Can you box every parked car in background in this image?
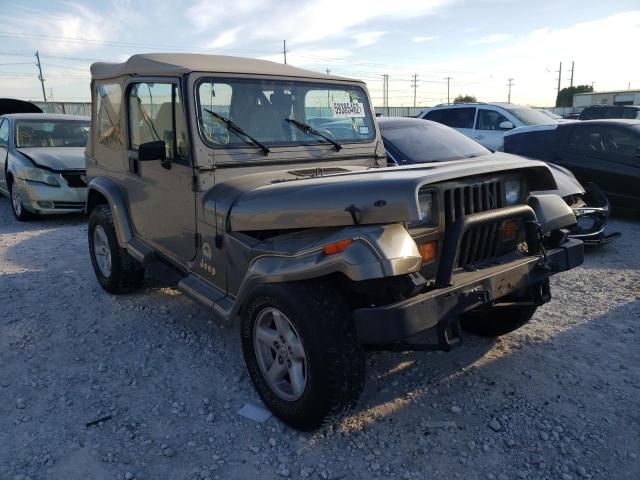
[0,98,43,116]
[539,109,563,120]
[563,113,581,120]
[0,113,90,220]
[417,102,559,150]
[379,117,619,245]
[504,120,640,212]
[578,105,640,120]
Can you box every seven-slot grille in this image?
[443,180,503,228]
[441,179,512,269]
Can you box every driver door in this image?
[123,79,197,264]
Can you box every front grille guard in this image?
[435,205,540,288]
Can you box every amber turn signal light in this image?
[418,240,437,263]
[501,220,518,241]
[323,239,353,255]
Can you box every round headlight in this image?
[504,179,522,205]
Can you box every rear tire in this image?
[460,305,537,337]
[241,282,365,431]
[88,204,144,294]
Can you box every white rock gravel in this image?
[1,196,639,480]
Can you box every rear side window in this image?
[95,82,123,148]
[425,108,475,129]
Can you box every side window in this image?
[440,108,476,129]
[424,109,444,123]
[128,82,188,162]
[0,119,8,146]
[604,127,640,155]
[476,109,508,130]
[566,125,605,153]
[96,82,123,148]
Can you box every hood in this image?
[216,153,557,232]
[541,162,584,197]
[16,147,86,172]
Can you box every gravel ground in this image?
[1,195,639,480]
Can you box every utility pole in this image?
[444,76,452,104]
[570,61,574,87]
[412,73,418,107]
[382,74,389,108]
[555,61,562,104]
[35,50,47,103]
[507,78,514,103]
[283,40,287,64]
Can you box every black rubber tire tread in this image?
[88,204,144,294]
[241,281,365,431]
[460,305,537,337]
[8,179,35,221]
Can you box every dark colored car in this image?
[578,105,640,121]
[504,120,640,212]
[379,117,620,246]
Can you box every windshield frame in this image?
[14,119,90,148]
[193,75,376,153]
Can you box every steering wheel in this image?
[203,114,230,145]
[18,131,31,146]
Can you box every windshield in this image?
[196,78,375,149]
[381,120,490,163]
[505,106,557,126]
[15,120,90,148]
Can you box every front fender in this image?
[87,176,133,247]
[228,223,421,319]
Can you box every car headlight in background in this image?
[414,191,435,225]
[504,179,522,205]
[22,167,60,187]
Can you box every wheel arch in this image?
[86,176,133,247]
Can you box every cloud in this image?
[1,1,133,54]
[186,0,452,45]
[413,36,437,43]
[470,33,513,45]
[259,49,353,68]
[354,31,387,47]
[207,28,240,49]
[464,27,479,32]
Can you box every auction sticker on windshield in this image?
[331,102,365,118]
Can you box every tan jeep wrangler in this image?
[85,53,583,430]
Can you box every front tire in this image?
[460,305,537,337]
[9,179,34,221]
[88,204,144,294]
[241,282,365,431]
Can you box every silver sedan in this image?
[0,113,89,221]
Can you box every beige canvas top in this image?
[90,53,359,82]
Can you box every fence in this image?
[374,106,423,117]
[32,101,92,117]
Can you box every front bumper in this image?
[15,177,87,214]
[568,183,620,247]
[354,225,584,344]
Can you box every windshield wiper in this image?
[285,118,343,151]
[203,108,270,156]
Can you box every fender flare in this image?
[86,176,133,247]
[226,223,422,320]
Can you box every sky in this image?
[0,0,638,107]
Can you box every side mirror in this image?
[138,140,166,162]
[499,121,514,130]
